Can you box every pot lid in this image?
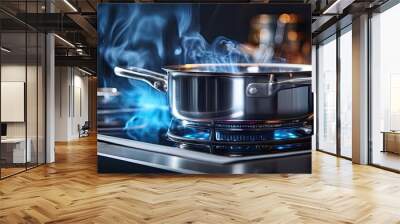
[163,63,311,75]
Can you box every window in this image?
[339,28,352,158]
[317,36,337,154]
[370,3,400,171]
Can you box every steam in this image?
[99,4,256,72]
[182,35,251,71]
[97,4,270,142]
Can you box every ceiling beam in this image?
[55,55,96,72]
[67,13,97,46]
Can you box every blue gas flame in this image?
[120,81,170,142]
[273,129,299,140]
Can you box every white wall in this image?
[55,67,89,141]
[0,65,42,138]
[1,64,46,164]
[1,65,26,139]
[55,67,69,141]
[72,73,89,138]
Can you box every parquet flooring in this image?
[0,167,26,178]
[1,135,400,224]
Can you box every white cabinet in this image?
[1,138,32,163]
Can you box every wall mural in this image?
[97,3,312,174]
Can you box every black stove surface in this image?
[100,117,312,157]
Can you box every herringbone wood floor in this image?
[1,135,400,224]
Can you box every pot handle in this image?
[276,77,311,88]
[114,66,168,92]
[246,77,311,97]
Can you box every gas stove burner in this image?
[213,119,311,130]
[167,118,312,145]
[167,118,312,157]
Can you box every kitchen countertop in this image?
[97,136,311,174]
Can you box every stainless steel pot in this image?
[114,63,312,122]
